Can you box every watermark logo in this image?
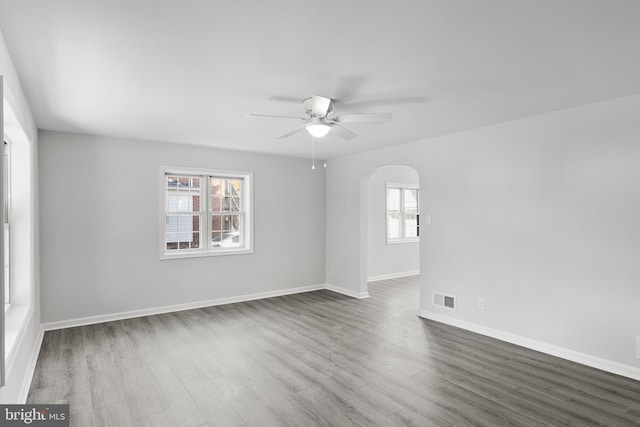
[1,405,68,426]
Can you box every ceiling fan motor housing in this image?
[304,96,334,118]
[249,94,390,140]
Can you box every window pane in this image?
[212,196,222,212]
[211,177,242,214]
[222,215,232,232]
[166,215,179,242]
[405,189,418,213]
[210,177,243,245]
[166,194,177,211]
[181,194,195,211]
[166,214,200,250]
[211,215,222,232]
[387,188,400,212]
[223,179,232,196]
[221,214,241,233]
[387,213,401,239]
[211,178,222,197]
[405,213,418,238]
[177,215,190,241]
[4,142,10,305]
[167,175,200,213]
[230,196,240,212]
[211,214,242,248]
[4,223,9,305]
[229,179,242,198]
[177,194,191,212]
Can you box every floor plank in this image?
[28,276,640,426]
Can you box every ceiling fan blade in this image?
[329,123,357,140]
[268,95,303,103]
[311,96,332,117]
[333,112,392,123]
[277,125,308,139]
[341,96,427,109]
[248,113,306,120]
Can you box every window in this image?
[161,167,253,259]
[3,141,9,310]
[386,183,419,243]
[3,95,36,383]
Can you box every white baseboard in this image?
[42,284,325,331]
[419,310,640,382]
[19,326,44,403]
[42,283,371,332]
[367,270,420,282]
[325,284,370,299]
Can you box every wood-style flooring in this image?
[28,276,640,426]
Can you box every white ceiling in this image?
[1,0,640,159]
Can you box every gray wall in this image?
[367,166,419,280]
[326,94,640,372]
[38,131,325,323]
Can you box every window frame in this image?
[160,166,254,260]
[386,182,420,245]
[4,140,10,310]
[3,93,37,385]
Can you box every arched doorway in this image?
[360,165,420,303]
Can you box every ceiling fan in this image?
[248,95,391,140]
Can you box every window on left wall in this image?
[3,141,9,311]
[160,167,253,259]
[3,93,36,383]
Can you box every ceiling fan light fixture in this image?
[250,95,390,141]
[306,119,331,138]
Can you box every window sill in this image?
[386,238,420,245]
[5,304,31,364]
[160,247,254,260]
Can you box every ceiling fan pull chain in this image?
[323,138,327,168]
[312,136,316,170]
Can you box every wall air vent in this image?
[433,292,456,311]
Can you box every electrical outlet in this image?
[478,298,486,311]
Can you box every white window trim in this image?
[3,94,36,379]
[159,166,254,260]
[4,140,10,310]
[386,182,420,245]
